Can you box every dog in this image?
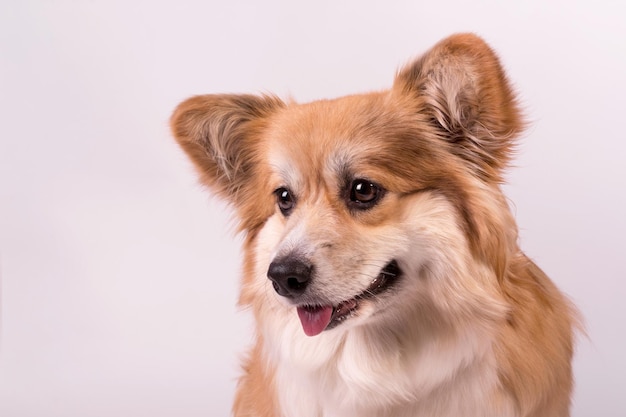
[170,33,577,417]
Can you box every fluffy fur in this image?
[171,34,577,417]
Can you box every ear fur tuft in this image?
[394,33,525,181]
[170,94,283,207]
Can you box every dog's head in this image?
[171,34,523,338]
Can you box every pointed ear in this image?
[394,33,524,181]
[170,94,284,209]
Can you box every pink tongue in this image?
[296,305,333,336]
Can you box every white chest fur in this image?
[269,319,514,417]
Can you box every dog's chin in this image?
[295,260,402,337]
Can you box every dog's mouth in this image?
[296,260,401,337]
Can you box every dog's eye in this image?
[349,179,383,209]
[275,187,295,215]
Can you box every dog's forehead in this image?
[265,93,401,185]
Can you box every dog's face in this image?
[171,34,523,338]
[262,95,438,336]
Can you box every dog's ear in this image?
[170,94,284,227]
[394,33,524,181]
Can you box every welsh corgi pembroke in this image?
[171,33,577,417]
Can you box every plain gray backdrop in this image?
[1,1,624,416]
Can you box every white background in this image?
[1,1,624,416]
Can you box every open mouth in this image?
[296,260,401,336]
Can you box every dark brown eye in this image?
[275,187,295,215]
[349,179,383,209]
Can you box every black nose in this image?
[267,256,312,297]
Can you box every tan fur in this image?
[171,33,577,417]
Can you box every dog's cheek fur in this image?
[398,191,511,321]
